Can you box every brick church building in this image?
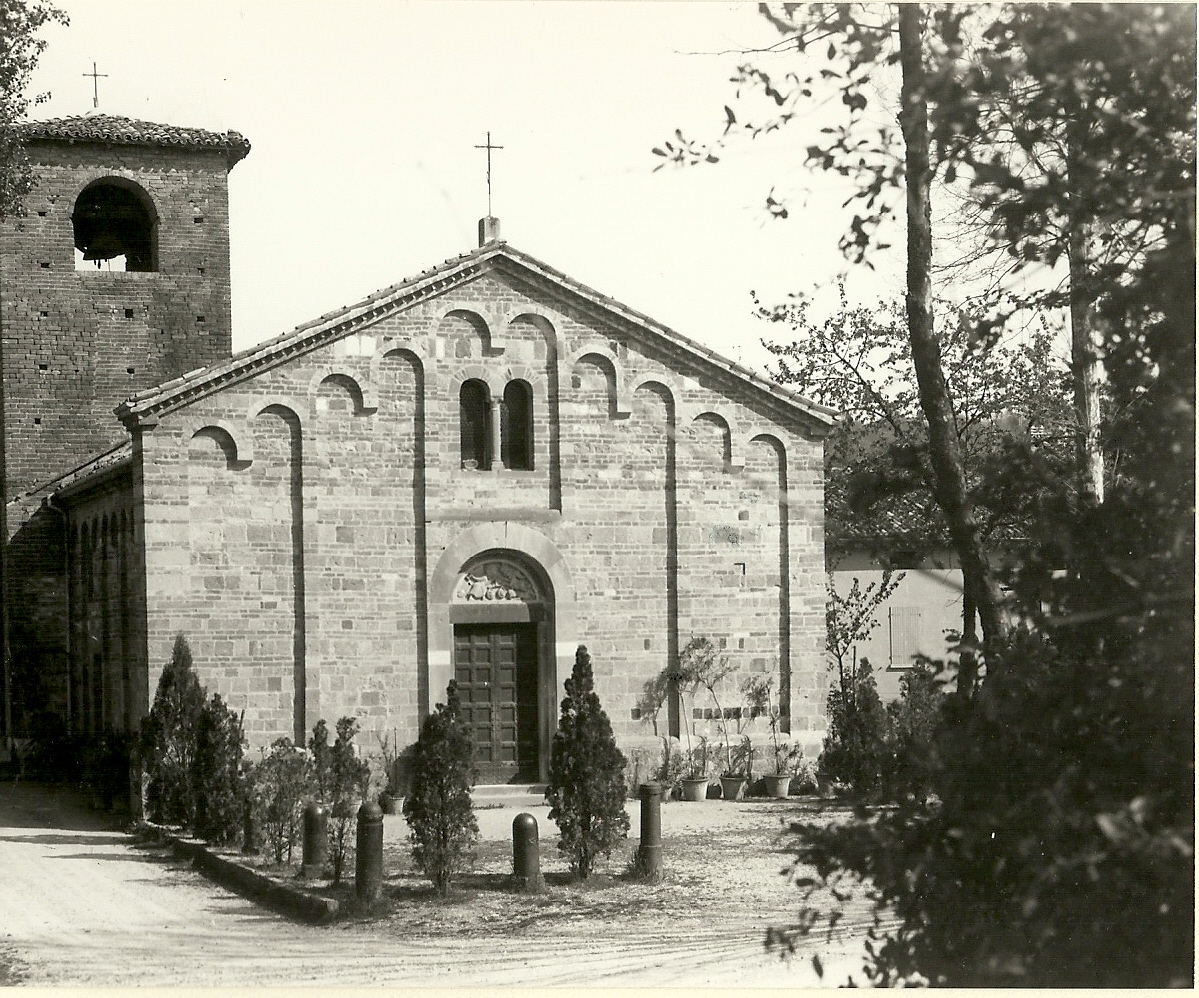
[1,115,834,782]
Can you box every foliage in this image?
[307,719,331,802]
[819,657,888,796]
[0,0,67,221]
[742,674,787,773]
[374,728,400,793]
[653,736,690,796]
[765,293,1073,569]
[634,670,671,736]
[249,738,313,865]
[546,646,630,878]
[882,661,942,803]
[140,635,206,827]
[403,682,478,896]
[326,716,370,885]
[677,637,741,776]
[825,571,902,689]
[191,694,245,845]
[781,628,1193,987]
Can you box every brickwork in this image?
[1,141,235,500]
[134,265,830,762]
[1,133,240,738]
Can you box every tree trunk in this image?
[898,4,1007,647]
[1067,121,1105,506]
[956,576,979,702]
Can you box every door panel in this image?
[453,623,539,783]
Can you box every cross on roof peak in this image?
[473,131,504,217]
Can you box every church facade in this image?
[3,116,834,782]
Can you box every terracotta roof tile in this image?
[20,114,250,168]
[115,241,836,431]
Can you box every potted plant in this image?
[683,637,746,800]
[679,736,711,802]
[375,728,401,815]
[654,650,711,802]
[743,674,791,798]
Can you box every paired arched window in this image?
[459,379,491,470]
[72,178,158,272]
[458,378,534,471]
[502,380,534,471]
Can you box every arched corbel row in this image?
[690,409,743,471]
[569,345,631,418]
[439,305,505,355]
[246,395,309,428]
[504,309,563,358]
[371,341,432,385]
[185,418,254,465]
[307,367,378,414]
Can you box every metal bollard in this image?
[355,801,384,903]
[301,801,327,878]
[511,812,546,893]
[636,782,664,882]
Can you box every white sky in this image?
[27,1,909,371]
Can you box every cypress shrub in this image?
[546,646,630,878]
[141,635,206,826]
[819,657,889,796]
[403,682,478,896]
[192,693,246,844]
[328,716,370,885]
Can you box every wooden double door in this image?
[452,623,540,784]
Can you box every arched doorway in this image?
[449,553,553,784]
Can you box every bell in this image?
[82,229,124,262]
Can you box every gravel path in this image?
[0,782,875,986]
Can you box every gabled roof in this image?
[20,114,251,168]
[115,240,836,431]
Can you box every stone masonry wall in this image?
[138,265,828,762]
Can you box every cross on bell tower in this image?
[82,62,108,109]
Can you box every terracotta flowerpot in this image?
[763,774,792,799]
[680,777,709,802]
[720,776,748,802]
[378,792,400,815]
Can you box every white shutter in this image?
[889,606,922,669]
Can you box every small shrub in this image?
[820,657,888,796]
[403,682,478,896]
[250,738,313,864]
[327,716,370,885]
[141,635,206,826]
[882,660,943,802]
[192,694,246,845]
[546,646,630,878]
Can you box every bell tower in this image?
[0,114,250,496]
[0,115,249,744]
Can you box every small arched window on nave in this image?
[459,379,491,470]
[501,380,534,471]
[72,177,158,272]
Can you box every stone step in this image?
[471,784,547,808]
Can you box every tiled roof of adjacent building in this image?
[20,114,251,167]
[115,240,838,431]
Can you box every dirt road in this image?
[0,782,870,987]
